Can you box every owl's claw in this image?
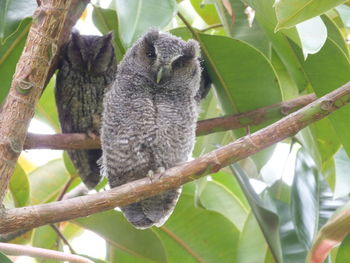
[155,167,166,179]
[147,170,155,183]
[87,130,98,140]
[147,167,166,183]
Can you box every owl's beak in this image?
[156,66,163,84]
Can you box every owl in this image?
[55,31,117,189]
[101,29,202,229]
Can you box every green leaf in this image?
[307,201,350,262]
[0,0,36,42]
[336,234,350,262]
[91,5,125,61]
[334,148,350,198]
[243,0,309,91]
[198,180,248,230]
[32,225,59,260]
[336,4,350,27]
[74,210,167,263]
[9,163,30,207]
[108,246,152,263]
[0,252,13,263]
[115,0,177,48]
[295,16,327,58]
[322,14,349,59]
[291,149,319,248]
[154,194,240,263]
[275,0,346,30]
[190,0,220,25]
[0,17,30,104]
[29,159,70,204]
[291,149,347,263]
[199,33,281,116]
[62,151,76,177]
[237,212,268,263]
[35,76,60,132]
[217,0,271,56]
[230,164,283,263]
[211,170,250,209]
[300,39,350,158]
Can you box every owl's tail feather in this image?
[121,188,181,229]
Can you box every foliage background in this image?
[2,0,350,262]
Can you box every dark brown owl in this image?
[55,31,117,188]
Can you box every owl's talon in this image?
[147,170,155,183]
[155,167,166,179]
[87,130,98,140]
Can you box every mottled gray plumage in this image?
[55,31,117,188]
[101,29,201,229]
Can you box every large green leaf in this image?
[237,212,269,263]
[300,39,350,158]
[91,5,125,61]
[291,149,319,249]
[190,0,220,25]
[215,0,270,56]
[322,14,349,59]
[0,252,13,263]
[211,170,250,209]
[154,194,240,263]
[307,201,350,262]
[0,17,30,104]
[335,234,350,262]
[108,246,152,263]
[29,159,70,204]
[9,163,30,207]
[0,0,36,42]
[294,16,327,58]
[230,164,283,263]
[74,210,167,263]
[198,180,248,230]
[275,0,346,30]
[115,0,177,48]
[198,33,281,116]
[291,149,348,263]
[32,225,59,263]
[334,148,350,198]
[244,0,309,91]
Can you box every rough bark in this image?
[23,94,316,150]
[0,0,89,204]
[1,81,349,234]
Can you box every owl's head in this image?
[130,29,201,86]
[65,31,115,74]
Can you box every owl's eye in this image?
[172,56,186,69]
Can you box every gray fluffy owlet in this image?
[55,31,117,188]
[101,29,201,229]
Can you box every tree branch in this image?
[0,242,93,263]
[0,0,89,204]
[1,82,349,234]
[23,93,316,150]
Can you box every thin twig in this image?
[23,94,316,150]
[200,24,223,32]
[50,224,76,254]
[0,242,93,263]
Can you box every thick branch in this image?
[1,82,349,234]
[0,0,89,203]
[23,94,316,150]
